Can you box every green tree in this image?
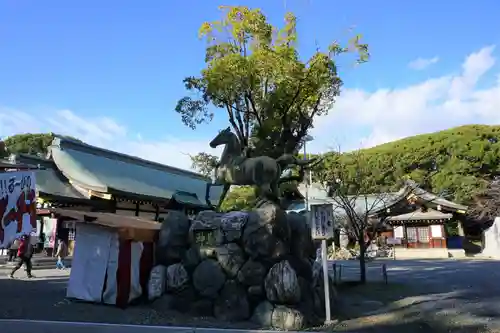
[3,133,83,157]
[4,133,54,156]
[220,186,257,212]
[177,6,368,161]
[190,152,219,177]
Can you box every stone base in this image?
[154,206,336,329]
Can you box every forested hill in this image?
[320,124,500,204]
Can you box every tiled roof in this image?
[48,135,222,206]
[9,154,87,200]
[387,208,453,221]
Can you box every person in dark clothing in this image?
[9,235,33,278]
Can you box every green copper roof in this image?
[9,153,87,200]
[48,136,222,206]
[295,180,468,215]
[173,191,210,208]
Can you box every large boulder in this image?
[192,259,226,299]
[182,246,202,274]
[251,300,274,327]
[165,263,189,293]
[214,280,250,321]
[147,265,166,301]
[156,210,191,265]
[287,211,316,261]
[271,305,306,330]
[220,211,248,243]
[189,219,221,249]
[242,203,290,260]
[264,260,301,304]
[237,259,267,286]
[215,243,246,278]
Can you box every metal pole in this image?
[304,142,309,212]
[321,239,332,323]
[309,152,313,186]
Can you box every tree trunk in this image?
[358,239,367,284]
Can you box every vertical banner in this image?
[0,171,37,248]
[43,217,58,248]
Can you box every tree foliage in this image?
[2,133,83,157]
[315,125,500,204]
[190,152,219,178]
[3,133,55,156]
[219,186,257,212]
[177,6,368,159]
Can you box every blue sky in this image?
[0,0,499,169]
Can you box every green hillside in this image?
[319,124,500,204]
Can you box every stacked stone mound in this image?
[155,203,336,330]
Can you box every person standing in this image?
[9,235,33,278]
[55,239,67,270]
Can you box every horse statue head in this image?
[209,127,242,162]
[209,127,233,148]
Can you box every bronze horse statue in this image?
[206,127,319,210]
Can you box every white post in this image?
[321,239,332,323]
[304,142,309,212]
[311,203,334,324]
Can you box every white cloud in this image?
[1,45,498,170]
[0,108,221,171]
[311,45,499,152]
[408,56,440,70]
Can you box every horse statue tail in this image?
[276,154,323,184]
[275,153,320,170]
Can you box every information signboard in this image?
[310,203,335,240]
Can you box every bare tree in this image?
[468,179,500,227]
[316,149,396,284]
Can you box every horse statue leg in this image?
[205,183,213,208]
[216,184,231,212]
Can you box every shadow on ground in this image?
[324,259,500,332]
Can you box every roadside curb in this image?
[0,320,319,333]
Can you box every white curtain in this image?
[67,224,114,302]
